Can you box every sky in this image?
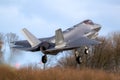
[0,0,120,68]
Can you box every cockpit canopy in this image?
[63,19,95,33]
[81,20,94,25]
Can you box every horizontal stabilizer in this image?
[55,29,66,48]
[21,28,41,47]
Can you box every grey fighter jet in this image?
[11,20,101,64]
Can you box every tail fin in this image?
[21,28,41,47]
[55,29,66,48]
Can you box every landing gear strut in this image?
[74,47,89,64]
[42,54,47,69]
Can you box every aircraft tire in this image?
[76,56,82,64]
[42,55,47,63]
[84,48,89,55]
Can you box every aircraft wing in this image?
[45,37,100,53]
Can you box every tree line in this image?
[57,32,120,72]
[0,33,19,64]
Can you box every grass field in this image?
[0,65,119,80]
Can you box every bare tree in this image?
[5,33,19,64]
[0,33,4,49]
[57,51,77,68]
[0,39,3,51]
[6,32,18,46]
[0,33,5,64]
[111,32,120,71]
[56,32,120,72]
[89,37,114,70]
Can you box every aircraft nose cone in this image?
[96,26,101,31]
[93,25,101,32]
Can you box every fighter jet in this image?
[11,20,101,64]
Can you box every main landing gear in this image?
[75,50,82,64]
[41,47,89,69]
[74,47,89,64]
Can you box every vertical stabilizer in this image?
[55,29,66,48]
[21,28,41,47]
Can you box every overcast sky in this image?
[0,0,120,68]
[0,0,120,39]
